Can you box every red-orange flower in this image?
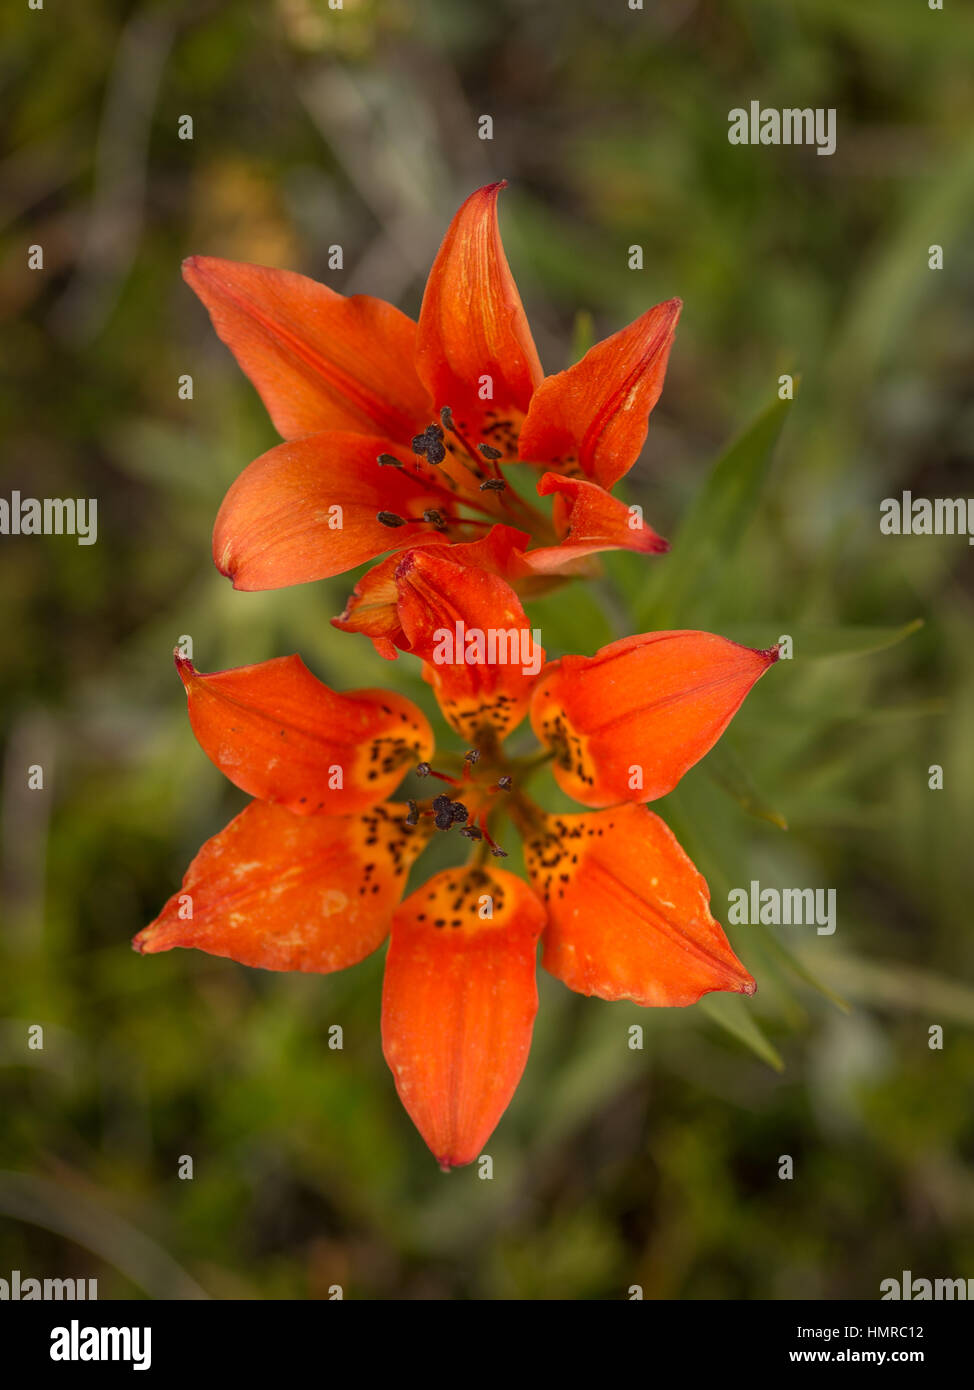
[135,630,778,1168]
[183,182,678,616]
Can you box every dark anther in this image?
[404,799,419,826]
[460,825,483,840]
[431,793,455,830]
[440,406,454,431]
[464,749,481,765]
[377,453,403,468]
[412,423,446,466]
[479,478,506,492]
[415,762,431,778]
[497,775,512,790]
[478,444,502,460]
[377,511,407,528]
[423,508,448,532]
[488,844,509,858]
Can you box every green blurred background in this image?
[2,0,973,1300]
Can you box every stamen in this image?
[475,441,504,481]
[460,825,483,840]
[412,423,446,466]
[376,453,404,468]
[431,792,468,831]
[479,814,508,858]
[464,749,480,764]
[377,511,408,528]
[404,799,419,826]
[414,761,459,786]
[487,774,513,793]
[422,508,449,532]
[437,405,487,481]
[479,478,506,492]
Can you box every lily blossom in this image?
[183,182,679,611]
[135,629,778,1168]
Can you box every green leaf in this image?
[705,739,789,829]
[725,619,924,661]
[637,395,790,626]
[757,929,851,1013]
[799,953,974,1025]
[831,132,974,393]
[525,583,615,656]
[699,993,784,1072]
[570,308,595,364]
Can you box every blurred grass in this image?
[1,0,973,1299]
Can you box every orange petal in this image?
[182,256,431,441]
[394,547,544,742]
[519,804,753,1006]
[415,183,543,454]
[332,524,532,658]
[518,298,681,489]
[382,865,545,1166]
[213,433,451,590]
[330,548,420,660]
[177,653,433,813]
[531,631,778,807]
[134,799,430,973]
[517,472,668,574]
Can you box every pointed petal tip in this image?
[132,924,164,956]
[212,524,239,584]
[731,637,782,668]
[181,254,215,286]
[435,1150,480,1169]
[182,253,231,278]
[218,553,261,591]
[173,649,195,683]
[739,975,758,997]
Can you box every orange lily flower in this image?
[135,626,778,1168]
[183,182,678,617]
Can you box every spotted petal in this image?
[177,653,433,814]
[134,800,429,973]
[382,865,545,1166]
[520,804,754,1006]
